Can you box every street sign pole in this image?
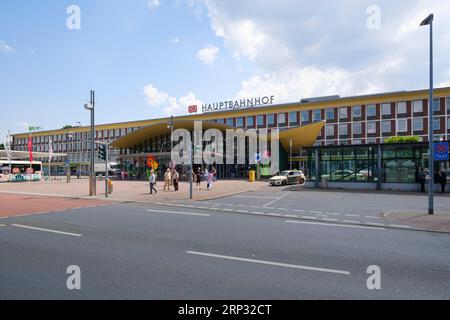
[105,143,109,198]
[427,17,434,215]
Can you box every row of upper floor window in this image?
[211,97,450,128]
[14,127,142,146]
[324,116,450,137]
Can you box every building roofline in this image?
[11,86,450,138]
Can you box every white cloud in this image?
[170,37,180,43]
[147,0,160,10]
[0,40,14,53]
[143,84,202,116]
[197,0,450,100]
[196,44,220,66]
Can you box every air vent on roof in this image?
[300,95,340,103]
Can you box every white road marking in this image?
[233,195,278,199]
[265,207,275,210]
[197,206,209,210]
[223,209,234,212]
[251,212,265,215]
[146,209,210,217]
[343,220,361,224]
[322,218,339,222]
[364,216,381,220]
[309,210,323,214]
[236,210,249,213]
[263,192,291,208]
[11,224,82,237]
[285,214,299,218]
[0,224,6,227]
[278,208,289,211]
[344,214,360,218]
[326,212,342,216]
[389,224,411,229]
[186,251,350,276]
[294,209,305,213]
[286,220,385,231]
[302,216,318,220]
[268,213,282,216]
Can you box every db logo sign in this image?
[188,105,198,113]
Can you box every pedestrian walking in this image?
[212,166,217,182]
[204,168,209,189]
[196,167,202,188]
[207,171,214,190]
[149,170,157,194]
[439,169,447,194]
[418,167,426,193]
[172,169,179,191]
[164,168,172,191]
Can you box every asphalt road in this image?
[1,199,450,300]
[168,187,450,228]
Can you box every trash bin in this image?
[108,179,113,194]
[249,170,256,182]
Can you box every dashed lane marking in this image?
[268,213,282,217]
[146,209,210,217]
[326,213,342,216]
[309,211,323,214]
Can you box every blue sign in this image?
[434,142,449,161]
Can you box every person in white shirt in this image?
[149,170,157,194]
[164,168,172,191]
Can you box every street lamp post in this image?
[84,90,96,196]
[66,131,73,184]
[420,13,434,215]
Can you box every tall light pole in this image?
[84,90,96,196]
[420,13,434,215]
[76,122,82,177]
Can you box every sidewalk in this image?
[0,179,267,203]
[382,210,450,233]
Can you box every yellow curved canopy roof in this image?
[111,120,324,151]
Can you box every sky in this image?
[1,0,450,139]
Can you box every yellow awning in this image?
[111,120,234,149]
[111,120,324,151]
[278,121,325,150]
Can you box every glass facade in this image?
[309,146,378,182]
[305,143,437,184]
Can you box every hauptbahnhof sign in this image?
[201,96,275,113]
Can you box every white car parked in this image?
[270,170,306,186]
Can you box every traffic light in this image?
[98,145,106,161]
